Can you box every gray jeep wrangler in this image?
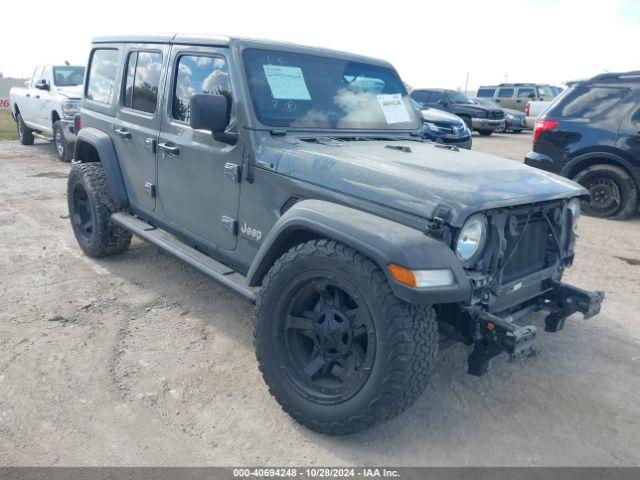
[68,34,604,435]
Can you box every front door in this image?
[156,46,241,251]
[112,45,169,212]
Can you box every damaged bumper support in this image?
[466,280,604,376]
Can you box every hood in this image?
[52,84,83,99]
[503,107,525,116]
[420,108,464,125]
[276,139,585,227]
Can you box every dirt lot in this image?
[1,133,639,466]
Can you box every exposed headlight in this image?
[62,100,81,117]
[423,121,440,132]
[506,113,516,120]
[568,198,581,232]
[456,214,488,266]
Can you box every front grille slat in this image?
[501,218,550,284]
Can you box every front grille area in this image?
[501,218,550,284]
[488,110,505,120]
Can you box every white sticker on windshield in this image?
[377,94,411,124]
[263,65,311,100]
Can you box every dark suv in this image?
[68,35,603,435]
[411,89,504,135]
[525,72,640,220]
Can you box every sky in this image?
[1,0,638,92]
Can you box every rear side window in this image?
[87,49,119,104]
[123,51,163,114]
[554,86,629,118]
[172,54,231,123]
[497,88,514,98]
[517,87,535,98]
[477,88,495,97]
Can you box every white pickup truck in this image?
[524,100,552,129]
[10,64,84,161]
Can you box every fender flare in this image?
[246,200,471,305]
[74,127,129,209]
[562,151,640,187]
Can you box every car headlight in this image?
[62,100,80,117]
[506,113,516,120]
[568,198,581,232]
[456,214,488,266]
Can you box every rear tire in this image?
[574,164,638,220]
[67,162,132,257]
[478,129,493,136]
[16,113,34,145]
[53,120,73,162]
[255,239,438,435]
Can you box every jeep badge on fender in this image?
[67,34,604,435]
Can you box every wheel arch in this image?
[246,200,471,305]
[74,127,129,209]
[563,151,640,188]
[51,110,61,127]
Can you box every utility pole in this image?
[464,72,469,95]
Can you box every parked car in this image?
[412,99,472,149]
[471,97,527,132]
[525,71,640,220]
[476,83,557,112]
[524,100,552,128]
[412,89,504,135]
[69,34,603,435]
[9,64,84,161]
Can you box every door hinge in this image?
[145,137,157,154]
[144,182,156,198]
[221,216,237,235]
[224,162,242,183]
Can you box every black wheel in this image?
[67,162,132,257]
[574,164,638,220]
[255,239,438,435]
[53,120,73,162]
[478,129,493,136]
[16,113,34,145]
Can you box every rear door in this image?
[515,87,536,112]
[112,45,169,213]
[156,45,241,251]
[495,87,515,109]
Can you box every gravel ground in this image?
[1,133,639,466]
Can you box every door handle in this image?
[114,128,131,139]
[158,143,180,157]
[35,95,40,99]
[26,93,30,98]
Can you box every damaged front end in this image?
[437,198,605,376]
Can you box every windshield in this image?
[53,66,85,86]
[448,91,472,104]
[473,97,500,109]
[243,49,420,130]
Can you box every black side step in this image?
[111,212,257,302]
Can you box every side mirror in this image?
[35,79,49,90]
[528,93,535,99]
[189,93,230,133]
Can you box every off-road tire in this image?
[67,162,131,257]
[574,164,638,220]
[478,129,493,136]
[16,113,34,145]
[255,239,438,435]
[53,120,73,162]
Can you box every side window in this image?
[477,88,495,98]
[497,88,514,98]
[517,87,535,98]
[411,91,430,104]
[123,51,163,114]
[556,86,629,119]
[87,49,119,105]
[172,54,231,123]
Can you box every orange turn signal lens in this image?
[387,264,417,287]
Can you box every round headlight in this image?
[568,198,581,232]
[456,214,488,266]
